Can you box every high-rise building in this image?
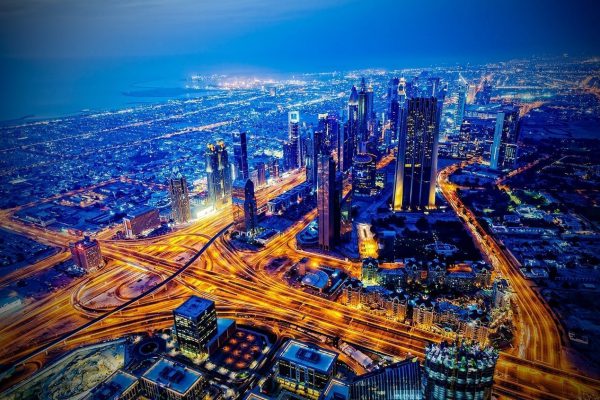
[352,153,377,198]
[489,106,520,170]
[232,179,257,235]
[317,154,341,250]
[455,84,467,130]
[306,129,324,188]
[392,97,440,211]
[357,78,373,151]
[274,340,338,400]
[270,158,280,179]
[288,111,301,169]
[423,341,498,400]
[361,257,379,284]
[141,357,207,400]
[173,296,218,356]
[206,141,232,208]
[342,86,360,171]
[169,176,191,224]
[350,358,422,400]
[255,162,266,187]
[123,206,160,239]
[232,130,249,181]
[69,236,104,271]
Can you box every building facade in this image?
[169,176,191,224]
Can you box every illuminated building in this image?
[206,141,232,208]
[352,153,377,197]
[255,162,266,187]
[69,236,104,271]
[85,370,139,400]
[173,296,217,356]
[489,106,520,170]
[492,278,511,309]
[317,154,341,250]
[288,111,301,169]
[270,158,280,179]
[169,176,191,224]
[357,78,374,150]
[456,84,467,129]
[361,258,379,284]
[392,97,440,210]
[350,358,422,400]
[306,129,324,188]
[244,180,258,234]
[232,130,249,181]
[412,301,435,329]
[274,340,338,400]
[141,357,206,400]
[232,179,257,235]
[122,206,160,239]
[343,85,359,170]
[423,341,498,400]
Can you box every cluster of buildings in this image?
[247,338,497,400]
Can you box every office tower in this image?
[490,106,520,170]
[357,78,371,149]
[318,113,340,152]
[123,206,160,239]
[305,129,324,188]
[317,154,341,250]
[456,84,467,129]
[173,296,218,356]
[392,97,440,211]
[352,153,377,198]
[243,180,258,234]
[232,130,249,181]
[169,176,191,224]
[282,141,295,171]
[255,162,266,187]
[424,342,498,400]
[343,86,360,171]
[275,340,338,400]
[288,111,301,169]
[69,236,104,271]
[141,358,207,400]
[270,158,280,179]
[206,141,232,208]
[476,79,493,105]
[350,358,422,400]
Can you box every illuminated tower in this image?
[169,175,191,223]
[69,236,104,272]
[490,106,520,170]
[232,130,249,181]
[352,153,377,198]
[206,141,232,208]
[455,84,467,130]
[343,85,360,171]
[288,111,301,169]
[392,97,440,210]
[317,154,341,250]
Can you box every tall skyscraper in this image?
[317,154,341,250]
[343,85,360,171]
[388,78,401,142]
[232,130,249,181]
[173,296,218,356]
[357,78,373,151]
[455,84,467,130]
[206,141,232,208]
[169,176,191,224]
[243,179,258,235]
[288,111,301,169]
[490,106,520,170]
[255,162,266,187]
[350,358,422,400]
[352,153,377,198]
[424,341,498,400]
[69,236,104,271]
[306,129,324,188]
[392,97,440,211]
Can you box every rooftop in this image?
[174,296,214,319]
[142,357,204,395]
[278,340,337,374]
[88,370,137,400]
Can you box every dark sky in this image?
[0,0,599,119]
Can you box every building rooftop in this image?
[174,296,214,319]
[88,370,137,400]
[142,357,204,395]
[278,340,337,374]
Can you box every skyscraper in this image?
[206,141,232,208]
[173,296,218,356]
[232,130,249,181]
[357,78,374,151]
[352,153,377,198]
[423,341,498,400]
[490,106,520,170]
[342,85,360,171]
[350,358,422,400]
[305,129,324,188]
[243,179,258,235]
[255,162,266,187]
[288,111,301,169]
[317,154,341,250]
[455,84,467,130]
[69,236,104,271]
[392,97,440,211]
[169,176,191,224]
